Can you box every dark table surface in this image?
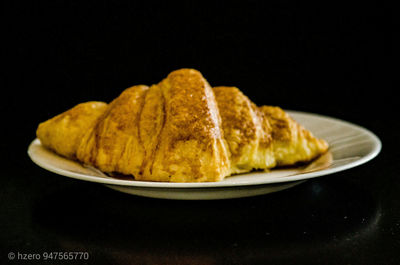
[2,1,396,264]
[1,121,399,265]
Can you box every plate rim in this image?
[28,110,382,189]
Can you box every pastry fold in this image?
[37,69,328,182]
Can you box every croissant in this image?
[36,69,328,182]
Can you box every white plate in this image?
[28,111,381,200]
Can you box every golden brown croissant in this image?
[37,69,328,182]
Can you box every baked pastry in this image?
[213,86,328,174]
[36,69,328,182]
[36,101,108,159]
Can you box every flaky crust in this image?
[213,86,275,173]
[37,101,108,159]
[77,85,149,175]
[69,70,230,182]
[259,106,329,166]
[214,87,328,172]
[147,69,231,182]
[36,69,328,182]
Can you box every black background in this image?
[2,1,397,265]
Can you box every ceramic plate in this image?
[28,111,381,200]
